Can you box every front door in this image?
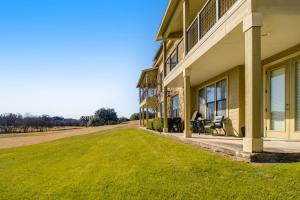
[265,64,290,139]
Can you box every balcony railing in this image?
[187,0,237,52]
[140,88,157,103]
[164,0,237,76]
[165,39,184,75]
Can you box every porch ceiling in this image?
[157,0,208,40]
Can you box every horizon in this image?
[0,0,168,118]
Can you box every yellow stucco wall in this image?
[191,66,245,136]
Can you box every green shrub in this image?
[153,118,164,132]
[146,119,154,130]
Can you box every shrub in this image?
[153,118,164,132]
[146,119,154,130]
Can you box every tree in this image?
[94,108,118,125]
[130,113,140,121]
[79,116,90,127]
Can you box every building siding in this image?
[191,66,245,136]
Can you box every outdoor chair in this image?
[191,111,203,134]
[168,118,183,133]
[204,116,226,135]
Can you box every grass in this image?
[0,128,300,200]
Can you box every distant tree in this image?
[79,116,90,127]
[94,108,118,125]
[130,113,140,121]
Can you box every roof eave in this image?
[136,68,158,88]
[156,0,179,41]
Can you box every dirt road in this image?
[0,121,139,150]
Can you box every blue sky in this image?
[0,0,168,118]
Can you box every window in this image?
[216,79,227,117]
[198,79,228,120]
[170,49,178,71]
[198,88,206,118]
[206,84,215,120]
[171,95,179,118]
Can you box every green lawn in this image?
[0,128,299,200]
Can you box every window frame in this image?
[197,77,228,120]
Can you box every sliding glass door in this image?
[270,68,286,132]
[265,58,300,140]
[290,60,300,140]
[265,65,289,139]
[265,63,290,139]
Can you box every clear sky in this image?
[0,0,168,119]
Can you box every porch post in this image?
[142,106,145,127]
[163,86,168,133]
[183,68,192,138]
[146,105,149,128]
[163,41,168,77]
[139,108,142,126]
[243,13,263,153]
[183,0,190,57]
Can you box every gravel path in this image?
[0,121,139,150]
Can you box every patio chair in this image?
[167,118,183,133]
[191,111,201,133]
[204,116,226,135]
[172,117,183,133]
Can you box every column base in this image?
[184,130,192,138]
[163,128,168,133]
[243,138,263,153]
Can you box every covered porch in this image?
[162,1,300,153]
[137,67,159,128]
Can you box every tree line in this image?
[0,108,130,134]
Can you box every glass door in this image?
[265,65,289,139]
[290,60,300,140]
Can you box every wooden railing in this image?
[187,0,237,52]
[140,88,157,103]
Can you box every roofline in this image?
[153,43,163,62]
[136,67,158,88]
[156,0,180,41]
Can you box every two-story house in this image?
[137,0,300,153]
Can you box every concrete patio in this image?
[143,128,300,163]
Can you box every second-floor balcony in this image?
[137,67,159,108]
[165,0,238,76]
[140,88,158,104]
[165,39,184,75]
[187,0,238,52]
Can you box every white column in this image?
[243,13,263,153]
[183,68,192,138]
